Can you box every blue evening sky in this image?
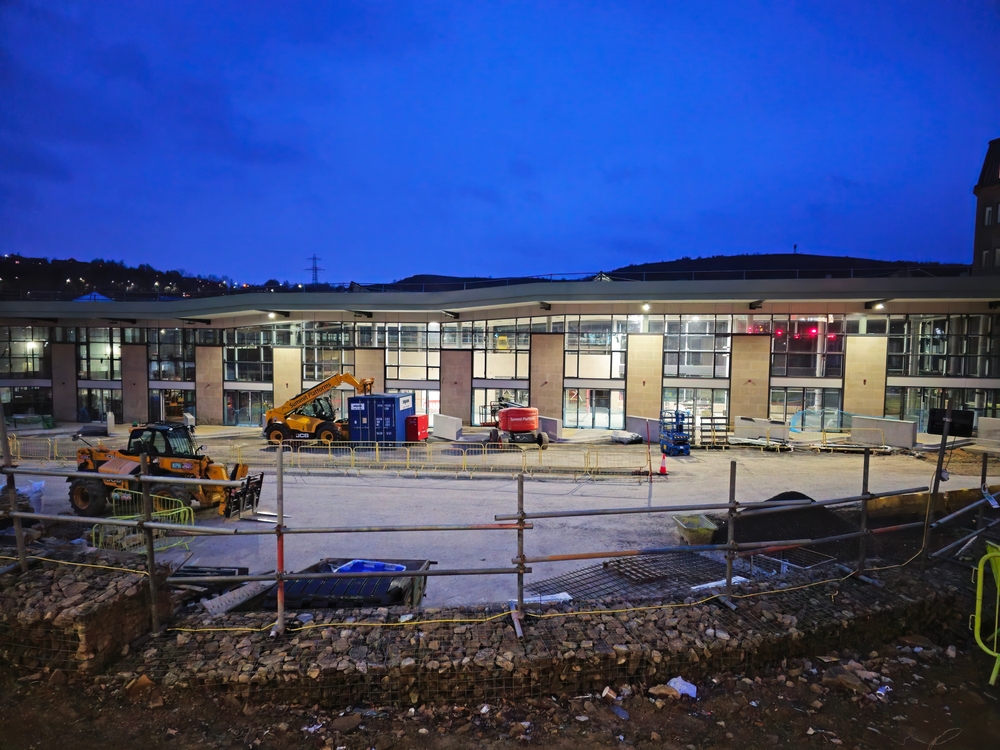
[1,1,998,283]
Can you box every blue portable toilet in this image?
[347,393,415,443]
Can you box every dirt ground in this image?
[914,447,1000,477]
[2,635,998,750]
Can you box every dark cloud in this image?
[163,79,307,164]
[0,138,71,180]
[0,51,144,145]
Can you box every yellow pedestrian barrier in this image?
[971,544,1000,685]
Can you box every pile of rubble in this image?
[103,567,963,707]
[0,550,167,674]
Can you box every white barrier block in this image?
[625,416,660,442]
[733,416,788,441]
[431,413,463,441]
[851,416,916,448]
[978,417,1000,442]
[538,416,562,442]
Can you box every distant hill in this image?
[610,253,954,273]
[0,254,232,297]
[0,251,968,300]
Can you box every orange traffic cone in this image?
[658,454,668,475]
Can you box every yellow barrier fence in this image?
[92,505,195,554]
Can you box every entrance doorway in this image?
[149,389,196,423]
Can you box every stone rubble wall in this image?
[110,568,963,707]
[0,550,167,675]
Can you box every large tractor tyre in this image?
[316,423,339,444]
[266,424,289,445]
[68,478,109,517]
[149,483,193,511]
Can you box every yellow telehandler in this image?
[263,372,374,444]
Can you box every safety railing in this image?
[0,447,532,637]
[2,419,996,644]
[229,440,602,476]
[93,505,195,554]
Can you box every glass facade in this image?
[564,316,628,380]
[662,387,728,419]
[302,322,355,381]
[149,388,196,422]
[473,387,530,426]
[473,319,529,380]
[886,314,1000,377]
[883,386,999,432]
[74,327,121,381]
[148,328,196,381]
[77,387,123,423]
[224,327,274,382]
[770,316,844,378]
[387,388,441,416]
[769,387,843,430]
[224,389,273,426]
[0,386,52,415]
[563,388,625,429]
[5,309,1000,432]
[0,326,50,379]
[663,315,731,378]
[385,323,440,381]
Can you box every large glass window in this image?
[149,389,196,422]
[564,316,627,380]
[387,388,441,417]
[77,388,123,423]
[563,388,625,429]
[771,316,844,378]
[663,315,731,378]
[887,315,1000,377]
[0,386,52,416]
[148,328,195,381]
[224,389,273,426]
[302,323,356,380]
[75,328,121,381]
[883,386,999,432]
[473,387,530,426]
[0,327,50,379]
[768,387,843,430]
[662,387,728,419]
[473,319,529,379]
[224,328,274,382]
[385,323,440,381]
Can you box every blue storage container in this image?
[347,393,415,443]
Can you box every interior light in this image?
[776,330,784,336]
[810,328,818,335]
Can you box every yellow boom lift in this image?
[263,372,374,444]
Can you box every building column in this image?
[843,336,888,417]
[272,347,303,408]
[625,333,663,419]
[195,346,223,425]
[528,333,563,419]
[51,343,77,423]
[440,350,472,423]
[120,344,148,425]
[354,349,385,393]
[728,335,771,426]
